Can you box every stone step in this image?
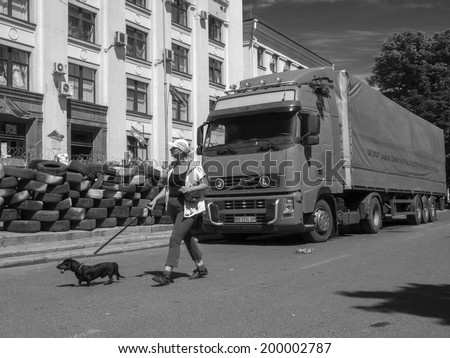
[0,231,172,269]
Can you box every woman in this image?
[148,139,209,286]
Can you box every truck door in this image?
[302,94,333,211]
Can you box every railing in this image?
[0,146,107,167]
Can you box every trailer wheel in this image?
[407,195,422,225]
[361,197,382,234]
[428,197,437,222]
[303,199,333,243]
[421,196,429,223]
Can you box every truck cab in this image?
[197,68,342,242]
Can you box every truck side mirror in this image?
[298,113,321,146]
[305,113,320,135]
[197,122,207,154]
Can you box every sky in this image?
[242,0,450,81]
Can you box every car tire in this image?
[117,217,138,227]
[46,182,70,194]
[130,206,148,218]
[0,208,19,221]
[60,207,86,221]
[86,208,108,220]
[70,219,96,231]
[65,171,83,184]
[8,190,31,206]
[44,198,72,211]
[74,198,94,209]
[36,160,68,176]
[23,180,48,193]
[5,220,41,233]
[95,198,115,209]
[108,206,130,219]
[4,166,37,180]
[36,172,64,185]
[0,176,18,188]
[41,220,70,232]
[34,192,63,203]
[14,200,44,211]
[96,217,117,228]
[21,210,60,222]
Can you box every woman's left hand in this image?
[178,186,189,194]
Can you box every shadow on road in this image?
[198,234,312,247]
[336,283,450,325]
[135,270,190,280]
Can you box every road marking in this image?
[300,255,350,269]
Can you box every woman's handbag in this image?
[184,190,201,204]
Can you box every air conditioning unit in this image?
[114,31,127,46]
[164,49,173,62]
[200,11,208,20]
[53,62,67,74]
[58,81,74,97]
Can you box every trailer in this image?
[196,67,446,242]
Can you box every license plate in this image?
[234,216,257,223]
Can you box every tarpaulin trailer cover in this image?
[336,71,446,194]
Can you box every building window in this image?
[68,5,96,43]
[209,99,216,111]
[257,47,265,68]
[172,91,189,122]
[208,16,222,43]
[0,0,29,21]
[0,121,26,159]
[209,58,222,84]
[172,44,189,74]
[171,0,188,28]
[127,136,148,161]
[71,129,93,159]
[270,54,278,73]
[127,79,148,114]
[126,0,146,8]
[68,64,95,103]
[283,60,291,72]
[126,26,147,60]
[0,46,29,90]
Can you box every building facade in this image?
[243,18,333,79]
[0,0,243,166]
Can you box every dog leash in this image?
[81,207,150,265]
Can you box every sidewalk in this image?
[0,224,176,269]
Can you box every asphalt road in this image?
[1,211,449,338]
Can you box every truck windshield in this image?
[204,112,295,152]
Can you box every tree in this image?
[368,30,450,181]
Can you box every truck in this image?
[196,67,446,242]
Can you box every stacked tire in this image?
[0,161,165,233]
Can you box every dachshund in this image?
[56,258,124,286]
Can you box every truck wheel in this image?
[303,199,333,243]
[428,197,437,222]
[421,196,429,223]
[361,197,382,234]
[407,195,422,225]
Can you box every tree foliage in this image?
[368,30,450,178]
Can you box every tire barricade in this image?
[0,161,169,233]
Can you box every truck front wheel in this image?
[303,199,333,243]
[361,197,382,234]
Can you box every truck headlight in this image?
[282,198,294,217]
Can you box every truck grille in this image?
[210,175,278,191]
[224,199,266,210]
